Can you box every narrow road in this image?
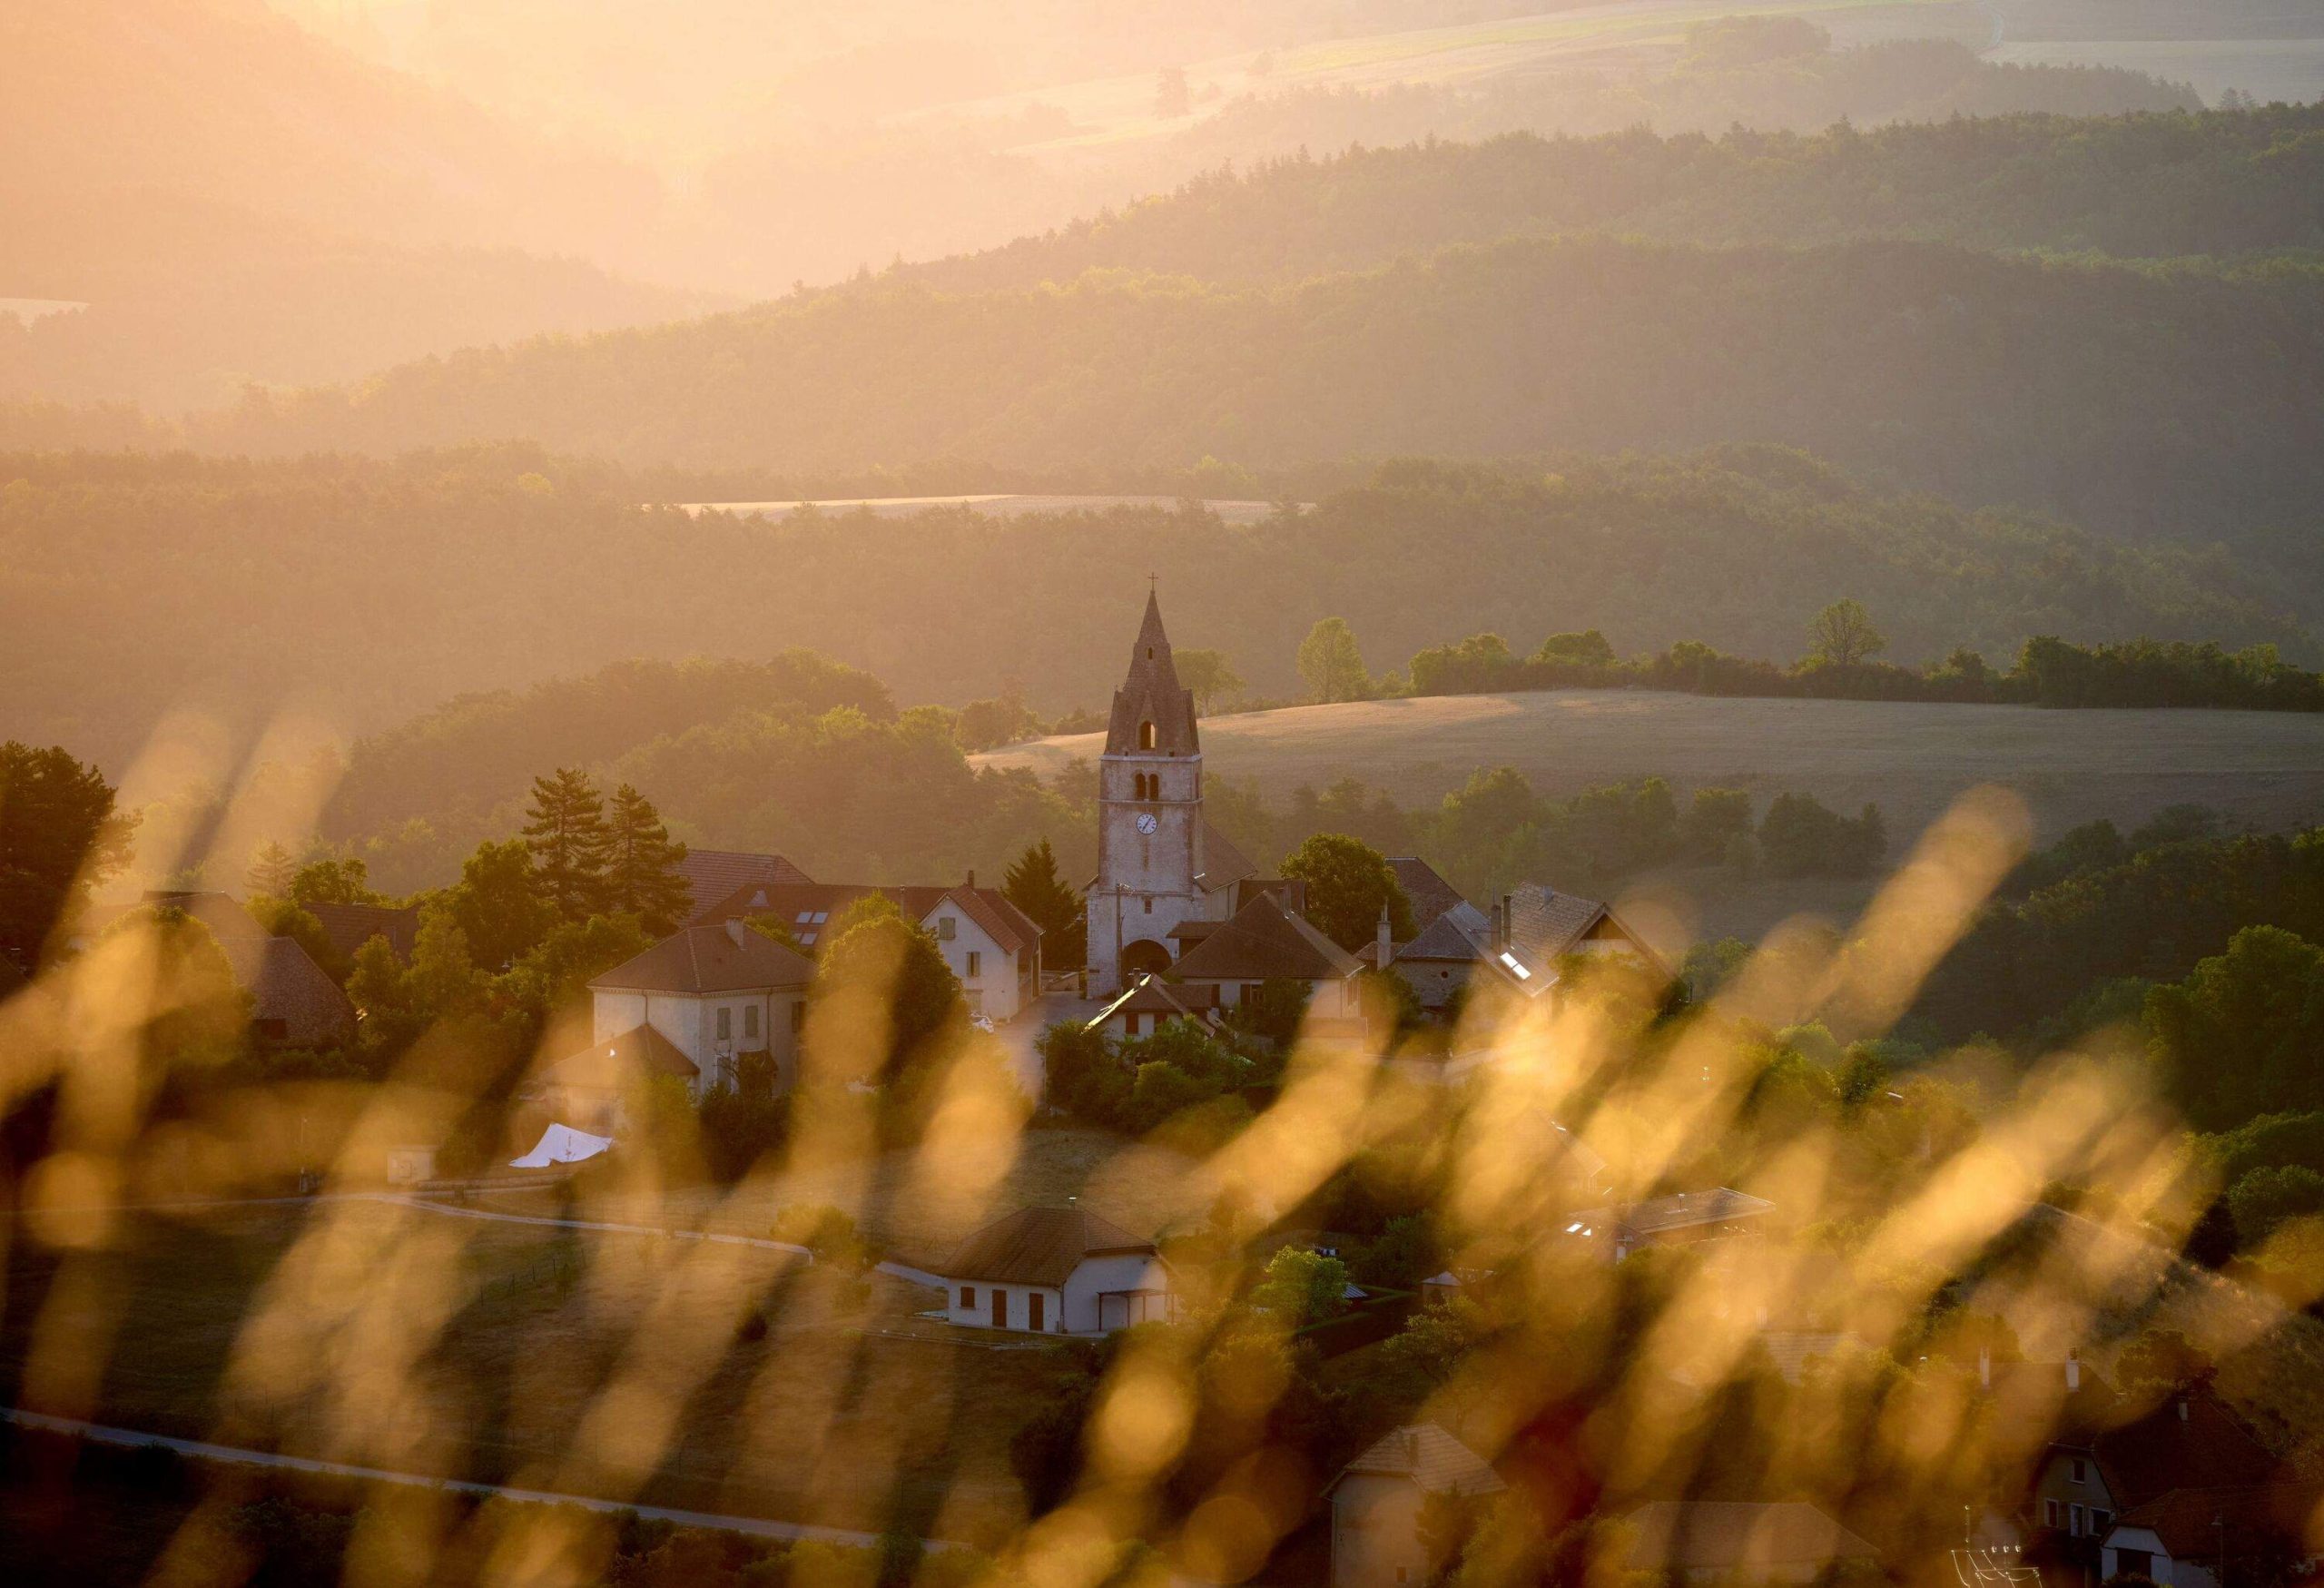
[0,1407,961,1552]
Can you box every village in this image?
[17,592,2313,1588]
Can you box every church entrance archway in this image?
[1120,939,1173,981]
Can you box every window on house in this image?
[796,911,815,924]
[1139,721,1156,750]
[2045,1501,2060,1529]
[960,1287,975,1309]
[2093,1511,2112,1539]
[2070,1459,2088,1484]
[744,1005,760,1040]
[716,1007,732,1041]
[1029,1293,1045,1331]
[936,917,956,940]
[2070,1504,2084,1537]
[967,950,981,977]
[811,912,828,924]
[1142,897,1152,913]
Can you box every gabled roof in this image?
[589,922,815,995]
[1105,592,1200,757]
[307,901,419,962]
[677,849,814,923]
[1387,857,1467,932]
[543,1022,701,1089]
[698,882,1040,955]
[1199,819,1256,893]
[1623,1503,1877,1572]
[2111,1483,2316,1557]
[939,1206,1153,1287]
[1169,893,1359,984]
[1338,1425,1503,1496]
[1234,876,1307,915]
[1398,902,1492,962]
[2067,1392,2279,1511]
[1502,883,1670,980]
[129,893,353,1043]
[1088,973,1219,1030]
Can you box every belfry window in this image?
[1139,720,1157,750]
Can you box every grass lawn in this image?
[0,1198,1076,1545]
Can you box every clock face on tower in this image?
[1136,812,1158,834]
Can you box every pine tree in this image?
[521,767,613,922]
[246,839,297,898]
[606,783,691,936]
[1003,837,1085,970]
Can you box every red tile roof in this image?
[589,922,814,995]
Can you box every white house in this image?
[2100,1484,2317,1588]
[697,879,1043,1022]
[1086,972,1221,1041]
[577,919,816,1099]
[934,1206,1174,1335]
[1328,1424,1505,1588]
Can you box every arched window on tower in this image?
[1139,720,1157,750]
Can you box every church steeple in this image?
[1105,589,1199,756]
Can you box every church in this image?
[1085,590,1261,994]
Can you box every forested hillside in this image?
[202,234,2324,546]
[921,105,2324,292]
[0,446,2299,773]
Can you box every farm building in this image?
[933,1205,1174,1335]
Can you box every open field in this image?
[0,1200,1058,1544]
[980,690,2324,944]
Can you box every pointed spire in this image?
[1106,588,1199,756]
[1134,587,1170,665]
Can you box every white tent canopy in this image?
[510,1122,614,1169]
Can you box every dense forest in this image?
[184,232,2324,546]
[926,104,2324,293]
[2,446,2300,769]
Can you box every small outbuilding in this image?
[935,1205,1174,1335]
[1328,1424,1505,1588]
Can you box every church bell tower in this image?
[1088,590,1206,994]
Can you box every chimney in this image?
[1500,894,1515,952]
[2065,1351,2081,1393]
[1978,1346,1992,1389]
[1376,904,1393,968]
[725,918,746,948]
[966,869,977,890]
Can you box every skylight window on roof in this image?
[1499,952,1531,980]
[799,932,817,946]
[796,911,814,923]
[811,911,828,923]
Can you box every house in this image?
[2029,1389,2279,1573]
[700,878,1042,1021]
[2100,1483,2319,1588]
[1622,1501,1880,1583]
[1167,891,1364,1022]
[1566,1187,1775,1261]
[533,1022,702,1135]
[119,891,356,1048]
[1367,864,1669,1022]
[933,1205,1174,1335]
[1088,972,1221,1041]
[1328,1424,1505,1588]
[584,919,815,1096]
[675,848,814,925]
[306,901,420,964]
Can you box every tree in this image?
[99,906,250,1065]
[246,840,297,898]
[405,907,485,1021]
[1296,617,1371,704]
[1807,598,1887,668]
[1280,832,1414,952]
[2227,1165,2324,1247]
[522,767,613,922]
[811,895,963,1084]
[1176,648,1246,715]
[2147,926,2324,1129]
[0,742,135,972]
[244,894,345,982]
[1758,793,1886,877]
[1155,65,1191,118]
[605,784,690,936]
[290,853,381,906]
[1249,1246,1350,1326]
[1682,788,1755,860]
[443,839,556,970]
[1003,838,1083,971]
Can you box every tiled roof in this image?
[939,1206,1153,1287]
[2112,1483,2316,1557]
[2076,1392,2279,1511]
[307,901,419,962]
[697,881,1039,956]
[589,922,814,995]
[1623,1503,1877,1572]
[1200,820,1257,893]
[1339,1425,1504,1496]
[1398,902,1491,962]
[1089,973,1218,1029]
[1501,883,1670,979]
[128,893,353,1045]
[1387,857,1467,931]
[1169,893,1359,984]
[677,849,814,923]
[543,1022,702,1089]
[1234,877,1307,915]
[1105,593,1200,757]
